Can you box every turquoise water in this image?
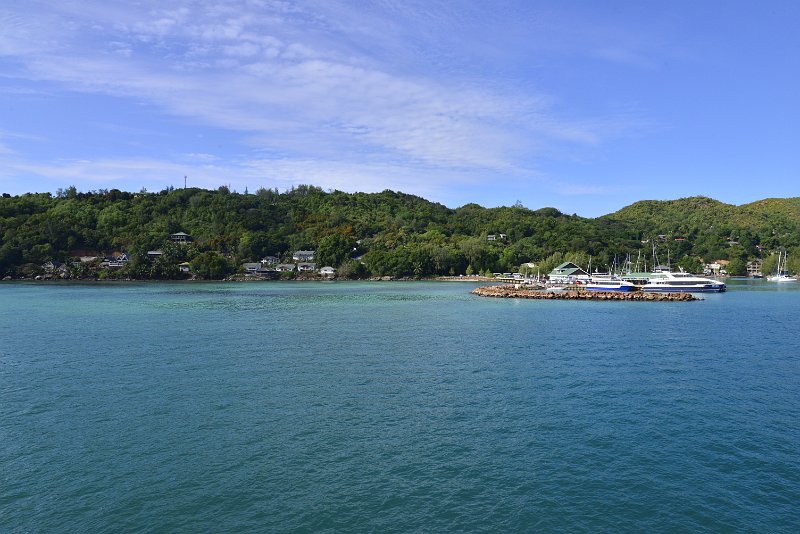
[1,280,799,532]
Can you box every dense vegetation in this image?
[1,186,799,279]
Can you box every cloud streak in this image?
[0,0,647,210]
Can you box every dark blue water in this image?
[2,280,799,532]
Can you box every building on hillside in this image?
[293,250,316,261]
[547,262,590,284]
[297,262,316,272]
[178,262,191,273]
[319,266,336,276]
[705,260,729,275]
[747,259,763,277]
[276,264,296,272]
[243,263,261,273]
[170,232,192,244]
[103,253,129,268]
[41,260,62,272]
[261,256,280,265]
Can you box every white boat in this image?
[766,251,797,282]
[585,273,637,292]
[642,270,726,293]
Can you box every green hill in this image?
[1,187,799,279]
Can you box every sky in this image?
[0,0,798,217]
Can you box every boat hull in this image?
[585,285,636,292]
[643,285,726,293]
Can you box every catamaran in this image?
[642,270,726,293]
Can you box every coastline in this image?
[1,274,499,283]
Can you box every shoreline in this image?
[1,274,499,283]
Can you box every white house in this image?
[319,266,336,276]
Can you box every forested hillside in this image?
[1,186,798,279]
[602,196,800,273]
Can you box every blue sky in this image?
[1,1,798,217]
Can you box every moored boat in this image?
[766,251,797,282]
[642,270,726,293]
[585,273,637,292]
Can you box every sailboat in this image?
[766,251,797,282]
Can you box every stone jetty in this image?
[472,285,698,301]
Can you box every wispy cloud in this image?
[0,0,646,206]
[0,128,45,141]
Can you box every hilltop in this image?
[605,196,800,239]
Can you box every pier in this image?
[472,285,698,301]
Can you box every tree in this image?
[191,252,233,279]
[676,256,704,274]
[338,259,367,279]
[316,234,353,267]
[762,254,779,277]
[726,258,747,276]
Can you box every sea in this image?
[1,280,799,532]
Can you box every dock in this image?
[472,285,698,301]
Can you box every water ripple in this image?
[1,281,799,531]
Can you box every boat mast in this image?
[652,242,660,272]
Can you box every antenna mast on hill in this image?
[184,176,187,189]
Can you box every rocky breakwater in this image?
[472,285,698,301]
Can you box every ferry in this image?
[642,270,726,293]
[585,273,637,292]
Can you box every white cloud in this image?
[0,0,641,203]
[183,152,220,162]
